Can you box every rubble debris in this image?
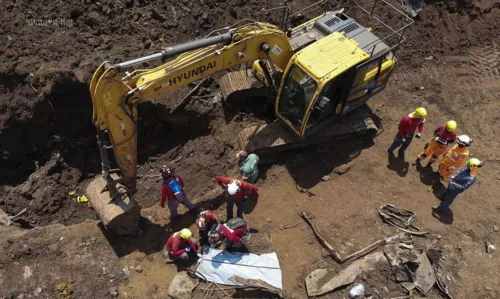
[349,283,365,298]
[333,163,352,174]
[379,204,429,235]
[0,207,28,226]
[301,211,406,264]
[321,175,330,182]
[485,241,496,253]
[167,272,198,299]
[305,252,386,297]
[493,225,499,232]
[413,250,436,294]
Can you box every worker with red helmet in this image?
[165,228,199,263]
[215,176,259,220]
[413,120,457,167]
[208,217,250,250]
[196,210,219,247]
[159,165,195,219]
[388,107,427,160]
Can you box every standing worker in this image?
[159,165,195,219]
[216,176,259,220]
[413,120,457,167]
[439,135,472,184]
[237,151,260,183]
[165,228,199,263]
[387,107,427,160]
[196,210,219,247]
[432,158,483,213]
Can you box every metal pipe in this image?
[117,32,233,69]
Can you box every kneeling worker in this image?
[165,228,198,263]
[196,210,219,247]
[208,217,249,250]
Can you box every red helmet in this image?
[160,165,173,178]
[196,210,216,229]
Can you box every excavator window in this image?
[278,64,317,133]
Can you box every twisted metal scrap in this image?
[378,204,429,235]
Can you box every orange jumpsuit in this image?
[439,144,469,181]
[418,125,456,164]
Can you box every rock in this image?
[147,284,159,296]
[109,273,115,279]
[420,86,425,90]
[202,12,209,20]
[265,218,272,223]
[109,287,119,297]
[135,265,143,273]
[321,175,330,182]
[125,0,134,8]
[393,196,398,199]
[494,225,499,232]
[84,11,100,27]
[70,8,83,18]
[424,56,434,61]
[88,37,101,47]
[151,8,166,21]
[167,272,198,299]
[333,164,351,175]
[229,8,237,19]
[143,39,153,49]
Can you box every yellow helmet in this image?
[179,228,192,239]
[415,107,427,118]
[467,158,483,168]
[446,120,457,132]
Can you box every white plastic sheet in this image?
[196,248,282,290]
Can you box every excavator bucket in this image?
[86,175,142,236]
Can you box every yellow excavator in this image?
[87,2,412,235]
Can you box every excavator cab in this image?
[275,31,396,138]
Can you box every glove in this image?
[197,253,202,258]
[402,137,406,143]
[416,133,421,138]
[185,247,191,252]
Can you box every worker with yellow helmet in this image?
[165,228,199,263]
[413,120,457,167]
[432,158,483,213]
[388,107,427,160]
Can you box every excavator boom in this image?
[87,22,294,233]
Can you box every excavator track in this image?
[236,105,378,163]
[219,69,263,99]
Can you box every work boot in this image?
[431,206,442,213]
[412,159,420,166]
[426,162,433,168]
[387,149,395,158]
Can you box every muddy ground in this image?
[1,0,500,298]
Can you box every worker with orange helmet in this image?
[439,135,471,184]
[165,228,199,263]
[388,107,427,160]
[413,120,457,167]
[215,176,259,220]
[433,158,483,213]
[196,210,219,247]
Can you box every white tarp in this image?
[196,248,282,290]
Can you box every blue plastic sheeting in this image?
[196,248,282,290]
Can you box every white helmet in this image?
[227,182,240,195]
[457,135,472,147]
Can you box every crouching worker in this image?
[208,217,250,251]
[196,210,219,247]
[165,228,199,263]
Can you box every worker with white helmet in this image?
[433,158,483,213]
[439,135,472,184]
[216,176,259,220]
[165,228,199,263]
[413,120,457,167]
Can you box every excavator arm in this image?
[88,22,294,227]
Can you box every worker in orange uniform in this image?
[439,135,472,184]
[387,107,427,160]
[413,120,457,167]
[216,176,259,220]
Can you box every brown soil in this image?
[1,0,500,298]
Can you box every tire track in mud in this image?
[465,42,500,87]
